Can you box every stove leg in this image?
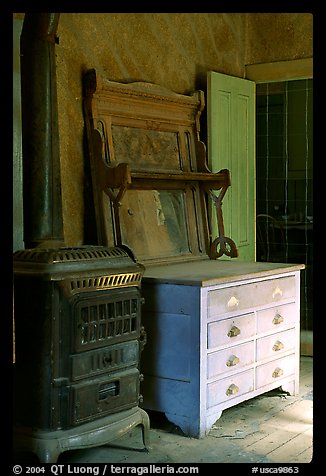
[139,408,151,450]
[14,408,151,462]
[35,445,61,464]
[14,431,61,464]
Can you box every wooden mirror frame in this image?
[83,69,237,265]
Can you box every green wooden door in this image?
[207,71,256,261]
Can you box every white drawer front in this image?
[207,313,255,348]
[207,341,254,379]
[207,369,254,408]
[256,329,296,361]
[208,276,296,318]
[257,303,297,334]
[256,354,296,388]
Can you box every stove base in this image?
[14,407,150,463]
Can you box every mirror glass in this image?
[118,189,190,259]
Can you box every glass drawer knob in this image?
[226,355,240,367]
[226,383,239,396]
[273,340,284,352]
[273,313,284,325]
[228,325,241,338]
[272,367,284,378]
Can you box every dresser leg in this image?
[280,380,298,396]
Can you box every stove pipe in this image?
[20,13,64,248]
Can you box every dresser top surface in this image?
[143,259,304,287]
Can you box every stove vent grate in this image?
[69,272,143,293]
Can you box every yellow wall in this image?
[56,13,247,245]
[13,13,313,246]
[246,13,313,65]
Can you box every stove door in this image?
[70,368,140,425]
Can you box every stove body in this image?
[13,246,149,463]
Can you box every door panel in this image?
[207,71,256,261]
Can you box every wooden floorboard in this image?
[15,356,313,465]
[264,427,313,462]
[225,356,313,463]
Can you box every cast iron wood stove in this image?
[13,245,150,463]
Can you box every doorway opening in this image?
[256,79,313,355]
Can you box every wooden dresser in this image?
[83,72,305,439]
[140,260,304,438]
